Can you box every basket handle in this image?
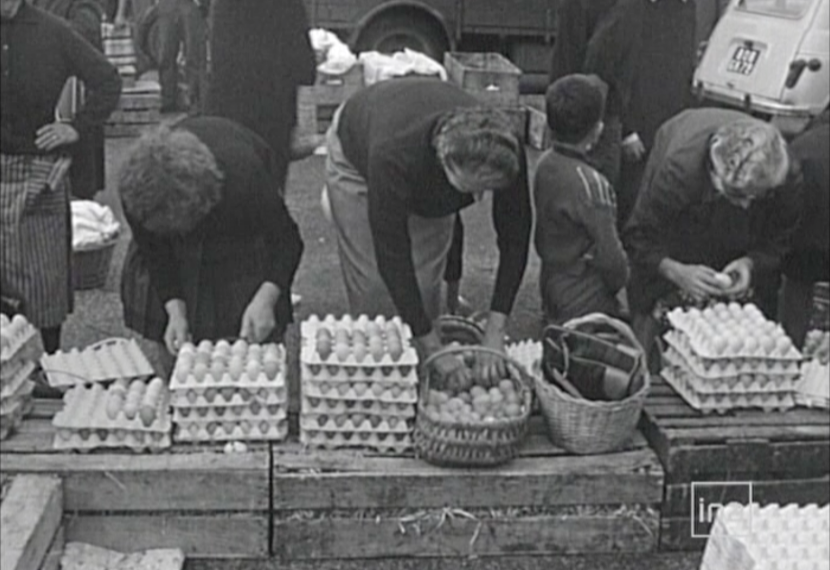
[564,313,646,358]
[421,344,533,391]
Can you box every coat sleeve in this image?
[257,166,304,294]
[286,0,317,86]
[746,168,803,273]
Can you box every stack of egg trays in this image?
[662,322,802,415]
[52,380,172,452]
[169,344,289,443]
[300,315,418,453]
[0,317,42,440]
[40,338,154,388]
[701,503,829,570]
[797,330,830,409]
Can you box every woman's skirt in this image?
[0,154,73,328]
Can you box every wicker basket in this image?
[72,238,117,290]
[415,345,533,467]
[535,313,650,455]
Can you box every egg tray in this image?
[301,314,414,342]
[300,363,418,385]
[796,360,830,409]
[302,378,418,404]
[662,366,795,414]
[300,413,414,434]
[53,428,171,452]
[802,330,830,363]
[170,386,286,408]
[664,330,802,375]
[302,396,416,418]
[0,318,42,364]
[170,368,287,391]
[173,403,287,423]
[300,315,418,368]
[0,379,35,416]
[300,429,412,453]
[0,395,33,441]
[41,338,155,387]
[53,382,172,434]
[0,360,37,400]
[701,503,829,570]
[666,309,802,362]
[174,418,288,442]
[506,340,542,377]
[662,348,800,391]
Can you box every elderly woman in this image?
[325,77,532,382]
[118,117,304,359]
[1,0,121,352]
[623,108,803,361]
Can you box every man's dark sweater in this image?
[337,77,532,336]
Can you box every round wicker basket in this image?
[415,345,533,467]
[72,237,118,290]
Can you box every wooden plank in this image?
[658,518,710,552]
[273,450,663,510]
[119,93,162,111]
[273,514,658,560]
[1,452,269,512]
[0,476,63,570]
[64,514,269,559]
[653,411,830,429]
[0,419,55,453]
[108,109,160,124]
[39,525,64,570]
[664,475,830,516]
[29,400,63,419]
[664,425,830,445]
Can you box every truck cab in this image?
[693,0,829,133]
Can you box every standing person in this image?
[1,0,121,352]
[623,109,802,363]
[118,117,304,360]
[779,115,830,346]
[324,77,532,384]
[32,0,109,201]
[548,0,643,188]
[617,0,697,227]
[535,74,629,323]
[205,0,316,191]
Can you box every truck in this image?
[302,0,557,91]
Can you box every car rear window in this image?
[738,0,815,18]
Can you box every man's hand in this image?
[621,132,646,162]
[476,312,508,386]
[35,122,79,152]
[239,282,280,343]
[164,299,190,355]
[659,258,724,302]
[415,329,472,391]
[720,257,754,297]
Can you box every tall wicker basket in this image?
[72,238,118,290]
[535,313,650,455]
[414,345,533,467]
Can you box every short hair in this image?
[433,107,521,182]
[118,124,224,235]
[710,119,790,193]
[545,74,607,144]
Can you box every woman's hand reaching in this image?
[239,282,280,343]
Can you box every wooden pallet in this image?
[640,377,830,551]
[0,475,63,570]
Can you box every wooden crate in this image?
[640,377,830,552]
[296,65,365,136]
[0,401,271,561]
[0,475,63,570]
[106,81,161,138]
[445,52,521,106]
[271,416,664,561]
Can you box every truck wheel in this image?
[356,13,449,64]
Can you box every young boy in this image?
[534,74,629,323]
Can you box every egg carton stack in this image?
[40,338,155,388]
[701,503,829,570]
[797,330,830,409]
[662,303,803,413]
[300,315,419,453]
[0,315,42,440]
[52,378,171,451]
[506,340,542,380]
[170,340,288,443]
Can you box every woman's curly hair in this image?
[117,124,224,235]
[433,107,521,182]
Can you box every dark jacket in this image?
[0,3,121,155]
[623,108,803,313]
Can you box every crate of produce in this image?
[444,52,521,106]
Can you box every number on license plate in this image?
[727,46,760,76]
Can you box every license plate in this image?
[727,46,760,76]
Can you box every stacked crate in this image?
[0,315,42,440]
[102,23,137,88]
[169,340,289,443]
[105,80,162,138]
[299,315,418,453]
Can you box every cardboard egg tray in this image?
[0,394,34,440]
[506,340,542,379]
[300,315,418,368]
[796,360,830,409]
[54,428,171,452]
[0,315,42,364]
[302,379,418,404]
[302,396,416,418]
[664,330,802,375]
[170,369,287,392]
[41,338,154,387]
[701,503,829,570]
[0,360,36,400]
[662,347,800,390]
[300,413,414,434]
[300,363,418,385]
[662,365,795,413]
[301,314,414,341]
[171,386,286,408]
[174,418,288,442]
[0,378,35,416]
[300,429,412,453]
[173,403,287,423]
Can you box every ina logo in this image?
[690,481,754,538]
